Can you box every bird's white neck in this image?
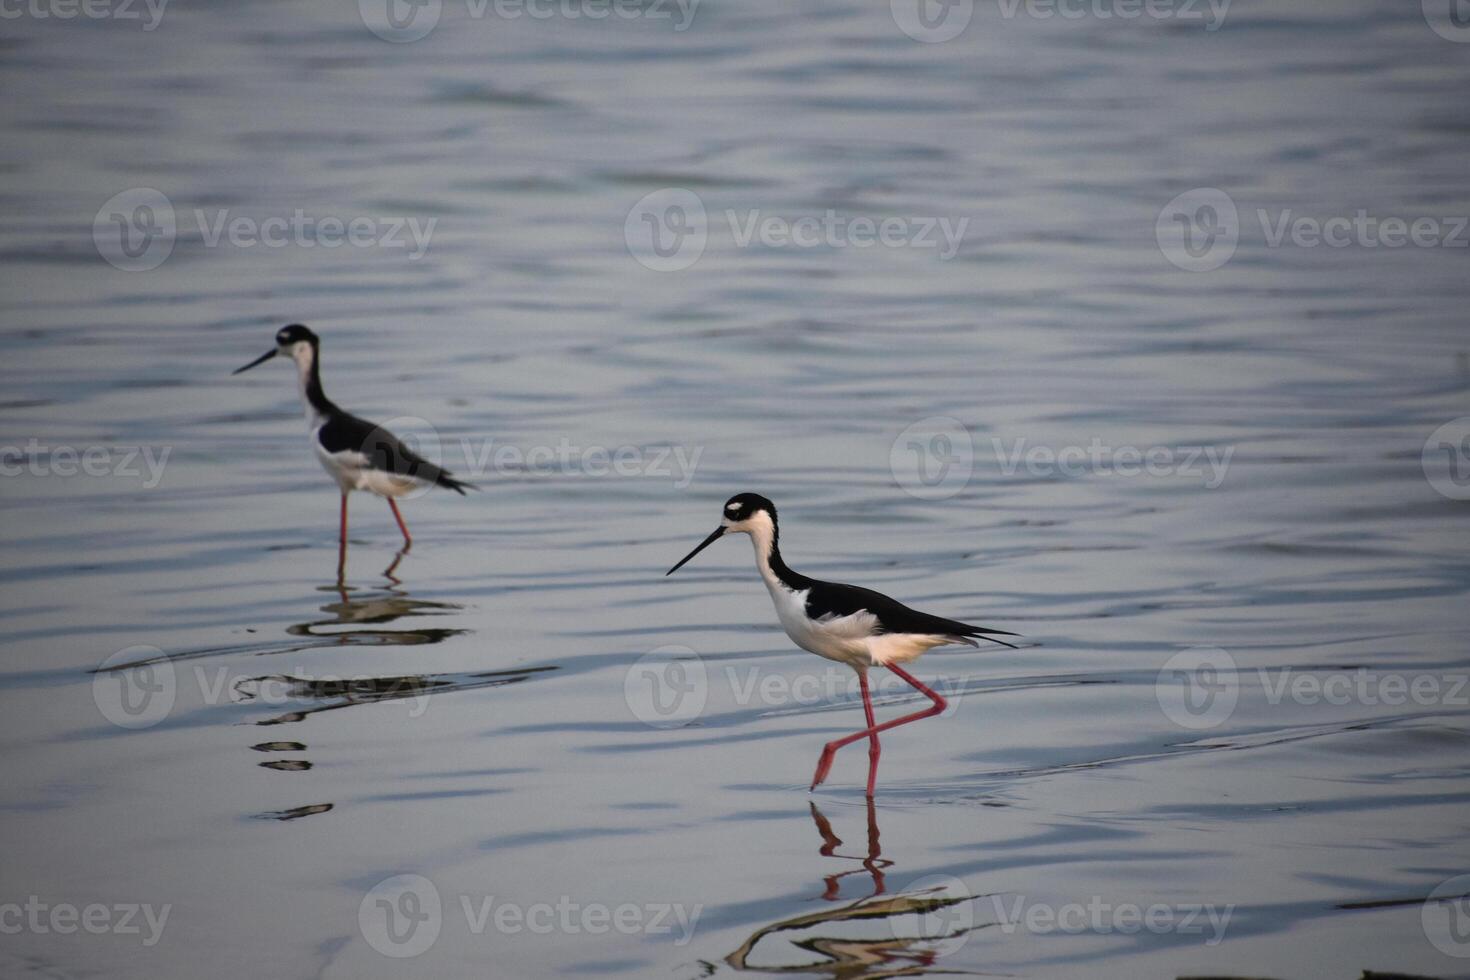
[291,343,327,425]
[743,512,785,591]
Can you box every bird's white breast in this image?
[762,579,875,668]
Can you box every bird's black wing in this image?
[803,580,1018,649]
[317,413,475,494]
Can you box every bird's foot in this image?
[810,746,837,791]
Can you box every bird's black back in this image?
[317,412,472,494]
[801,578,1014,643]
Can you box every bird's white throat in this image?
[290,342,324,425]
[741,512,783,591]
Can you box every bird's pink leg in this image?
[810,663,949,796]
[861,672,881,798]
[336,493,349,584]
[387,497,412,550]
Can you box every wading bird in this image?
[667,493,1016,797]
[233,324,474,580]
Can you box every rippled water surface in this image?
[3,1,1470,977]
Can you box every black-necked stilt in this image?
[666,492,1017,797]
[233,324,474,579]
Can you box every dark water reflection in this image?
[718,804,981,978]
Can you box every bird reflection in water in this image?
[245,584,554,727]
[290,581,467,647]
[245,584,555,823]
[719,802,983,978]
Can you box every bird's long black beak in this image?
[666,526,725,576]
[232,349,277,375]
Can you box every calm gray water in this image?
[3,1,1470,977]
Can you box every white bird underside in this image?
[766,579,972,669]
[311,433,425,498]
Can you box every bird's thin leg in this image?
[811,663,949,794]
[387,497,412,550]
[336,493,349,584]
[860,671,881,799]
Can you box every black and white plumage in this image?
[667,493,1016,669]
[232,324,473,559]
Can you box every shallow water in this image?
[2,1,1470,977]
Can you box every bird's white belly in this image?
[765,583,873,668]
[763,581,960,668]
[310,430,415,497]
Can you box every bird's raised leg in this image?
[811,663,949,795]
[387,497,412,550]
[336,492,349,585]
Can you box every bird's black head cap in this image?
[723,492,776,525]
[275,324,318,347]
